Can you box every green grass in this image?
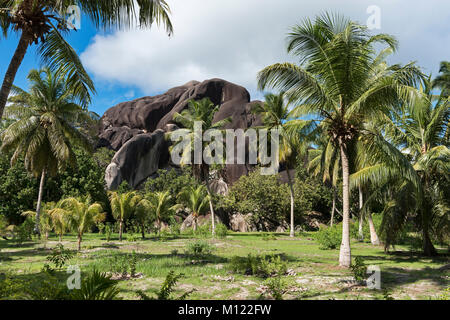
[0,232,448,300]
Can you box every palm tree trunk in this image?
[358,186,364,241]
[119,220,123,241]
[367,212,380,245]
[286,168,295,237]
[0,32,30,119]
[77,234,82,251]
[204,172,216,236]
[59,233,62,242]
[330,187,336,227]
[422,212,438,256]
[35,168,46,238]
[141,224,146,239]
[339,143,351,268]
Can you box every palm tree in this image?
[145,191,180,235]
[433,61,450,97]
[352,78,449,255]
[47,199,69,242]
[0,0,173,118]
[134,196,152,239]
[60,196,105,250]
[257,13,422,267]
[0,67,92,237]
[178,185,210,232]
[252,92,315,237]
[308,134,340,227]
[109,191,140,241]
[169,98,231,236]
[22,202,54,240]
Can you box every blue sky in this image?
[1,0,449,116]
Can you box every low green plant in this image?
[104,223,113,242]
[261,233,277,241]
[136,271,196,300]
[350,256,367,282]
[229,253,287,278]
[15,218,34,243]
[315,225,341,250]
[71,269,121,300]
[184,240,215,258]
[264,276,287,300]
[46,244,75,269]
[126,233,140,242]
[106,251,139,276]
[214,223,228,239]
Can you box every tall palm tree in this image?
[145,191,180,235]
[109,191,140,241]
[308,134,341,227]
[169,98,231,236]
[0,0,173,118]
[178,185,210,232]
[0,67,92,237]
[60,196,105,250]
[352,79,449,255]
[252,92,315,237]
[258,13,422,267]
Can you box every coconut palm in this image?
[257,13,422,266]
[134,196,152,239]
[178,185,210,232]
[308,133,341,227]
[252,92,315,237]
[168,98,231,236]
[0,67,92,237]
[145,191,180,235]
[109,191,140,241]
[59,196,105,250]
[21,202,54,240]
[47,200,69,242]
[0,0,173,118]
[352,79,449,255]
[433,61,450,97]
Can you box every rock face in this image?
[99,79,263,189]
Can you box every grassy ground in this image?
[0,232,448,300]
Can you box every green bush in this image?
[315,225,341,250]
[350,256,367,282]
[16,218,34,243]
[46,244,75,269]
[229,253,287,278]
[184,240,215,258]
[264,276,287,300]
[214,223,228,238]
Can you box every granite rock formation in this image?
[99,79,263,189]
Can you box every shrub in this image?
[106,251,139,276]
[104,223,113,242]
[46,244,75,269]
[350,256,367,282]
[315,225,341,250]
[261,233,277,241]
[184,240,215,258]
[264,276,287,300]
[214,223,228,238]
[229,253,287,278]
[15,217,34,243]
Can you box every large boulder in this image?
[105,130,169,190]
[99,79,263,189]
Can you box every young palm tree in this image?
[145,191,180,235]
[21,202,54,240]
[134,196,152,239]
[252,92,315,237]
[0,67,92,237]
[109,191,140,241]
[258,13,422,267]
[178,185,210,232]
[352,79,449,255]
[60,196,105,250]
[0,0,173,118]
[168,98,231,236]
[48,201,69,242]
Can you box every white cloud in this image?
[81,0,450,99]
